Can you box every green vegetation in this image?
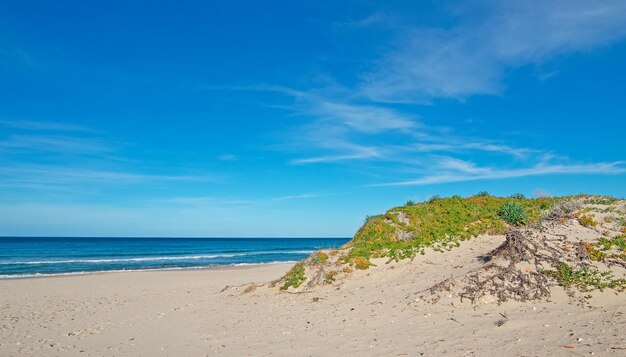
[427,195,441,203]
[498,201,529,226]
[580,196,619,205]
[345,195,553,263]
[598,235,626,251]
[543,263,626,291]
[405,200,416,206]
[324,271,337,284]
[311,251,329,264]
[280,262,306,290]
[579,234,626,263]
[580,242,606,262]
[579,214,599,227]
[509,193,526,199]
[348,257,371,270]
[474,191,491,197]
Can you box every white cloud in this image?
[0,119,91,132]
[360,0,626,102]
[371,161,626,186]
[0,166,207,190]
[0,134,113,154]
[273,193,322,201]
[218,154,238,161]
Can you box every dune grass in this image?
[344,195,554,263]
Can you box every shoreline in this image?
[0,261,295,281]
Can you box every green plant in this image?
[405,200,416,206]
[581,196,618,205]
[280,262,306,290]
[543,263,626,291]
[579,215,598,227]
[499,201,529,226]
[598,235,626,251]
[581,242,606,261]
[349,257,371,270]
[324,271,337,284]
[475,191,491,197]
[509,193,526,199]
[427,195,441,203]
[311,251,329,264]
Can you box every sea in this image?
[0,237,350,279]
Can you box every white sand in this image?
[1,235,625,356]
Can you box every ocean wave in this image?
[0,261,297,279]
[0,250,314,265]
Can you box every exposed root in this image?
[420,226,609,305]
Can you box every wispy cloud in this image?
[272,192,323,201]
[161,196,255,207]
[0,134,113,154]
[360,0,626,102]
[0,119,91,132]
[0,166,207,188]
[371,161,626,187]
[218,154,239,161]
[260,85,537,166]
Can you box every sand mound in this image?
[273,196,626,305]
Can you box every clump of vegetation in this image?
[280,262,306,290]
[509,193,526,199]
[579,214,599,227]
[311,251,329,264]
[427,195,441,203]
[349,257,371,270]
[598,235,626,251]
[324,271,337,284]
[581,196,619,205]
[499,201,529,226]
[475,191,491,197]
[345,195,553,265]
[543,263,626,291]
[545,200,581,220]
[580,242,607,262]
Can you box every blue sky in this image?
[1,0,625,237]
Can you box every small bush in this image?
[324,271,337,284]
[349,257,371,270]
[499,202,529,226]
[475,191,491,197]
[581,242,606,261]
[579,215,598,227]
[280,262,306,290]
[405,200,416,206]
[543,263,626,291]
[509,193,526,199]
[427,195,441,203]
[545,200,580,220]
[598,235,626,251]
[312,251,328,264]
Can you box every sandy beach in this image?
[1,235,624,356]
